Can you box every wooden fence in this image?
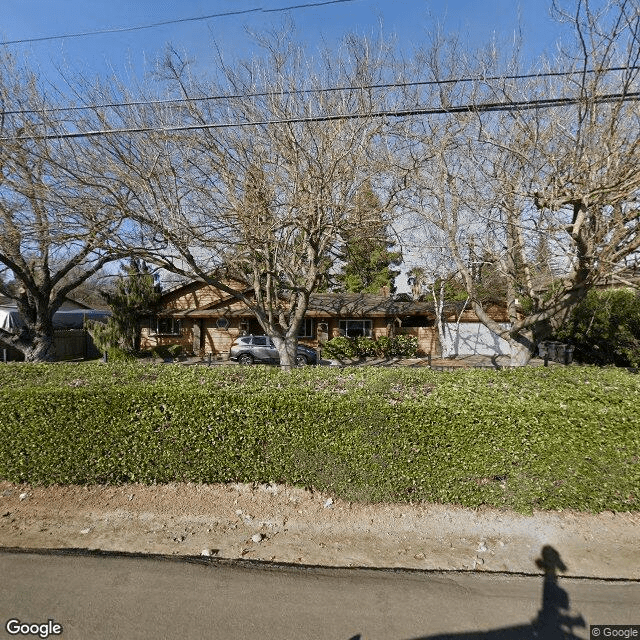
[54,329,102,360]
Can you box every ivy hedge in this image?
[0,363,638,513]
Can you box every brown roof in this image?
[160,291,481,319]
[305,293,431,317]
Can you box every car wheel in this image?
[295,354,308,367]
[238,353,254,365]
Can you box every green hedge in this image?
[0,363,639,513]
[321,334,418,359]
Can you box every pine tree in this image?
[335,185,401,295]
[96,259,162,352]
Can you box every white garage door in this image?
[443,322,511,357]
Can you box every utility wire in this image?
[2,90,638,141]
[2,65,637,117]
[0,0,360,46]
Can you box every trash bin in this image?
[564,345,574,365]
[538,341,549,359]
[547,342,558,361]
[555,343,566,364]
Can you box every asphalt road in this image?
[0,549,638,640]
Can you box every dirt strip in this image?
[1,481,638,579]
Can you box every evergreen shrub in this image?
[555,288,640,367]
[1,363,638,512]
[106,346,135,362]
[322,334,418,360]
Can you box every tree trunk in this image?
[23,331,57,362]
[508,331,535,367]
[272,335,298,372]
[13,309,58,363]
[432,281,451,358]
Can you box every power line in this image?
[2,65,637,117]
[0,0,360,46]
[3,90,638,141]
[263,0,358,11]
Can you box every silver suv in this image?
[229,335,317,366]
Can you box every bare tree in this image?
[399,0,640,365]
[0,54,125,361]
[85,32,396,368]
[407,256,470,359]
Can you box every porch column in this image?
[192,320,201,355]
[316,320,329,343]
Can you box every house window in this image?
[298,318,314,338]
[216,317,230,330]
[154,317,182,335]
[339,319,372,338]
[400,315,434,327]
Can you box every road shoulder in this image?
[1,481,638,579]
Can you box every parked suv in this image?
[229,335,317,366]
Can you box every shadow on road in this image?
[350,545,586,640]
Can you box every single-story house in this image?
[140,281,514,358]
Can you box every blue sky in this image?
[0,0,576,289]
[1,0,570,86]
